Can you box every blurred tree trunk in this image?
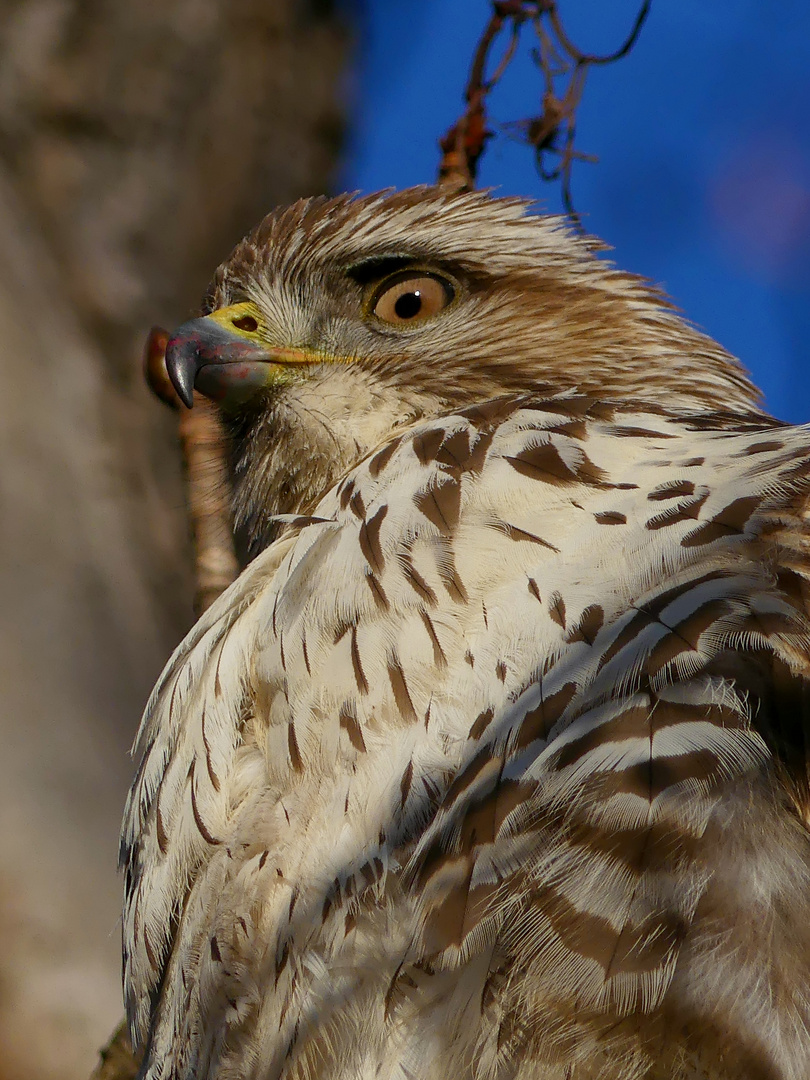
[0,3,350,1078]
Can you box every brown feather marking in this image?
[288,723,303,772]
[349,489,366,520]
[441,567,468,603]
[681,494,762,547]
[464,428,495,474]
[413,428,446,465]
[384,962,406,1021]
[555,702,652,770]
[619,748,723,801]
[515,681,579,750]
[155,802,169,855]
[359,504,388,572]
[367,437,402,477]
[647,479,696,501]
[402,558,438,604]
[457,760,509,851]
[388,655,418,723]
[609,425,678,439]
[414,477,461,534]
[556,690,729,795]
[539,883,687,977]
[365,571,390,610]
[643,603,731,677]
[660,598,732,660]
[200,706,221,793]
[566,808,701,867]
[491,778,530,836]
[437,544,469,603]
[400,760,414,807]
[528,577,542,603]
[301,630,311,676]
[435,429,471,469]
[213,639,225,699]
[524,396,596,418]
[490,520,560,550]
[423,859,474,950]
[596,570,728,674]
[460,397,521,428]
[546,418,588,440]
[645,493,710,530]
[350,625,369,695]
[274,942,289,987]
[210,936,222,962]
[469,707,495,739]
[339,703,367,752]
[439,749,502,810]
[495,660,507,682]
[565,604,605,645]
[594,511,626,526]
[737,439,785,456]
[548,592,567,629]
[506,440,608,487]
[189,760,222,845]
[285,1020,300,1061]
[420,609,447,668]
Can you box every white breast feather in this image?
[121,396,810,1080]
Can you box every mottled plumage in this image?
[122,188,810,1079]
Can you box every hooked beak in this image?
[164,304,318,408]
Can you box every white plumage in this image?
[123,189,810,1079]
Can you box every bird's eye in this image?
[370,272,454,326]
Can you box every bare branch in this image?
[143,327,239,617]
[437,0,652,229]
[547,0,651,65]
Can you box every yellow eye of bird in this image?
[371,272,453,325]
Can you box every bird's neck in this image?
[228,365,442,550]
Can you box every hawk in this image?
[122,187,810,1080]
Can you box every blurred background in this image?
[0,2,807,1078]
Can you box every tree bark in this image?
[0,3,350,1077]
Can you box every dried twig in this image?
[437,0,652,229]
[144,326,239,617]
[438,1,528,190]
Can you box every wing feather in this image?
[124,396,810,1077]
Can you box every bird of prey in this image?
[122,187,810,1080]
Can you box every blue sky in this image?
[342,1,810,422]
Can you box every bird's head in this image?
[165,186,758,546]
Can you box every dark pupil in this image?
[394,290,422,319]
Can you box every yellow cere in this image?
[206,302,354,367]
